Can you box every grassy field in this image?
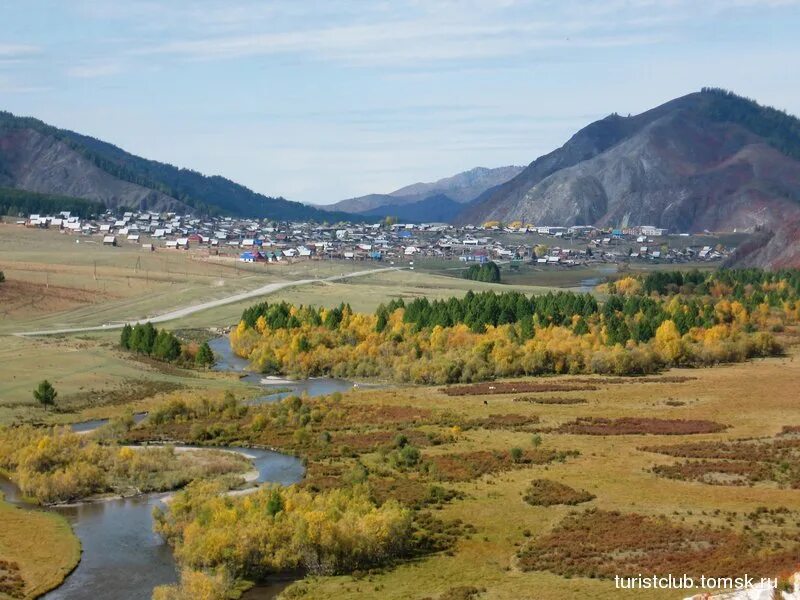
[282,344,800,599]
[0,223,373,334]
[0,496,80,600]
[0,224,562,426]
[0,333,254,426]
[169,268,559,325]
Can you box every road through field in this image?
[16,267,399,336]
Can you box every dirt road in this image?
[16,267,398,336]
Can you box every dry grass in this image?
[0,498,80,599]
[285,347,800,599]
[0,334,253,426]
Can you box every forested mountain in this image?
[456,89,800,267]
[0,111,358,221]
[324,165,523,221]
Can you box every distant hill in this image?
[456,89,800,268]
[360,193,463,222]
[0,111,358,221]
[324,165,523,221]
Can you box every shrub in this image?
[523,479,595,506]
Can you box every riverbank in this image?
[0,494,80,600]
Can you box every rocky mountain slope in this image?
[0,111,356,221]
[457,89,800,267]
[325,165,523,220]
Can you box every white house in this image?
[640,225,667,237]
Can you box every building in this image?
[640,225,668,237]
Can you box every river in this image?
[2,336,362,600]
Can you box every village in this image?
[17,210,735,269]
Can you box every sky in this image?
[2,1,800,204]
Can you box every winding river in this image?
[1,336,362,600]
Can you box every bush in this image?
[155,483,414,577]
[523,479,595,506]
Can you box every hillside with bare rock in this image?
[457,89,800,267]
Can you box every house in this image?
[239,251,263,263]
[127,234,140,242]
[175,238,189,249]
[640,225,667,237]
[141,243,154,251]
[102,235,117,246]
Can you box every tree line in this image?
[229,269,798,384]
[463,261,501,283]
[0,187,105,219]
[120,323,214,367]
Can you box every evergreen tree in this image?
[33,379,57,411]
[120,324,133,349]
[195,342,215,367]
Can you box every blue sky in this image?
[2,1,799,204]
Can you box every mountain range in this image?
[322,165,524,221]
[0,111,357,222]
[458,89,800,268]
[1,89,799,267]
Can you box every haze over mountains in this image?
[322,165,524,221]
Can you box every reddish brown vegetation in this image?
[0,560,24,599]
[652,460,771,485]
[425,449,578,482]
[549,417,727,435]
[324,404,436,428]
[523,479,595,506]
[642,436,800,487]
[300,463,345,493]
[465,414,540,430]
[513,396,587,405]
[330,429,434,452]
[441,382,597,396]
[441,375,699,396]
[518,509,800,579]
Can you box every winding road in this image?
[16,266,399,336]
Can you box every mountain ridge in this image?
[324,165,523,220]
[455,89,800,267]
[0,110,359,221]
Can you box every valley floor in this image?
[276,345,800,599]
